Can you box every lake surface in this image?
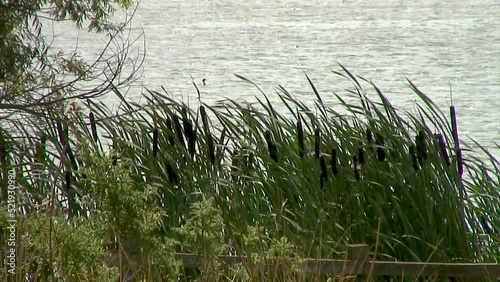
[48,0,500,159]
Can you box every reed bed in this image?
[0,66,498,281]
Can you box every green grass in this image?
[1,66,498,281]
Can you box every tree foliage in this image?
[0,0,141,122]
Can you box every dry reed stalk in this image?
[434,133,451,166]
[297,114,305,158]
[89,111,98,143]
[331,149,338,175]
[314,128,320,158]
[264,130,278,162]
[376,134,386,161]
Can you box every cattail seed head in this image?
[376,134,386,161]
[409,145,419,171]
[89,111,98,143]
[297,116,305,158]
[353,156,360,180]
[173,115,185,148]
[434,133,451,166]
[314,128,320,158]
[358,146,365,166]
[320,155,328,183]
[166,118,175,146]
[331,149,338,175]
[265,130,278,162]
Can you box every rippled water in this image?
[48,0,500,158]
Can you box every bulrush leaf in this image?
[314,128,320,159]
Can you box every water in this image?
[47,0,500,159]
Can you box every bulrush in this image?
[416,130,427,166]
[89,111,98,143]
[353,155,360,180]
[165,162,178,184]
[172,115,185,148]
[358,146,365,166]
[35,134,46,163]
[165,118,175,146]
[57,121,78,170]
[199,106,215,164]
[331,149,338,175]
[297,114,305,158]
[366,128,374,152]
[409,145,419,171]
[264,130,278,162]
[434,133,451,166]
[314,128,320,158]
[231,149,239,182]
[182,109,196,159]
[320,155,328,185]
[0,136,7,164]
[152,123,158,158]
[480,214,494,236]
[376,134,386,161]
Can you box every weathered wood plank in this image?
[174,253,500,278]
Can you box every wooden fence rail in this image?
[175,244,499,280]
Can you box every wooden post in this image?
[347,244,370,282]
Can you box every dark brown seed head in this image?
[376,134,385,161]
[320,155,328,182]
[434,133,451,166]
[166,118,175,146]
[89,112,98,142]
[152,126,158,157]
[314,128,320,158]
[297,116,305,158]
[264,131,278,162]
[173,115,185,148]
[480,214,493,235]
[358,146,365,166]
[331,149,337,175]
[353,155,360,180]
[409,145,419,171]
[416,130,427,166]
